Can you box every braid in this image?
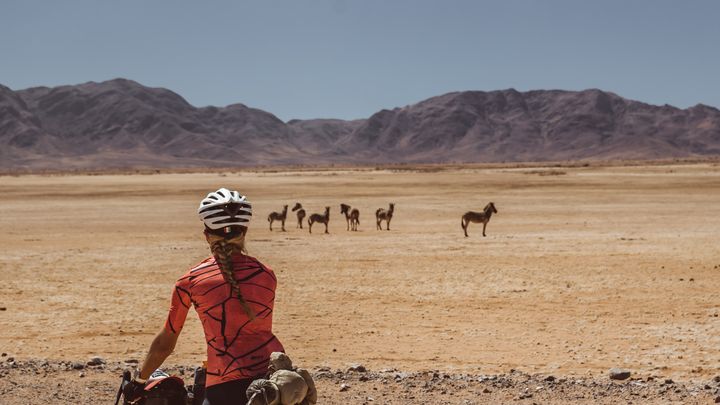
[208,235,256,320]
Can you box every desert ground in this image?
[1,163,719,403]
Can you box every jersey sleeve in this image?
[164,279,192,335]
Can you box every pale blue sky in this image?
[1,1,718,120]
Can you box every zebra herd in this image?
[268,202,395,234]
[268,201,498,237]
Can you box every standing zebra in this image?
[292,202,306,229]
[268,205,288,231]
[340,203,360,231]
[308,206,330,234]
[375,203,395,231]
[461,202,498,237]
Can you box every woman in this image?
[124,188,284,405]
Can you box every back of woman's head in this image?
[198,187,252,230]
[198,188,255,320]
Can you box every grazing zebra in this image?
[292,202,306,229]
[340,203,360,231]
[308,206,330,234]
[267,205,288,231]
[375,203,395,231]
[461,202,498,237]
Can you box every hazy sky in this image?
[2,1,718,120]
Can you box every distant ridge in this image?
[1,79,719,170]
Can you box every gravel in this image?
[0,358,717,404]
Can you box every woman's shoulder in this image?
[176,256,217,282]
[236,254,273,271]
[235,255,277,285]
[236,253,264,266]
[190,256,218,272]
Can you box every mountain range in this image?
[1,78,719,170]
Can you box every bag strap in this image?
[115,370,131,405]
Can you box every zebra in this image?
[375,203,395,231]
[461,202,498,237]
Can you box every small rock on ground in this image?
[87,356,106,366]
[609,368,631,380]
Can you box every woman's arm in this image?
[137,327,179,380]
[134,280,190,381]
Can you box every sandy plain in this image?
[1,163,720,403]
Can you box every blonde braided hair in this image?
[206,231,256,320]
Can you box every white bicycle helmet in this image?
[198,188,252,230]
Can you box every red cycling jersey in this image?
[165,254,284,387]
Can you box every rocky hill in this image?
[341,89,720,162]
[1,79,719,170]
